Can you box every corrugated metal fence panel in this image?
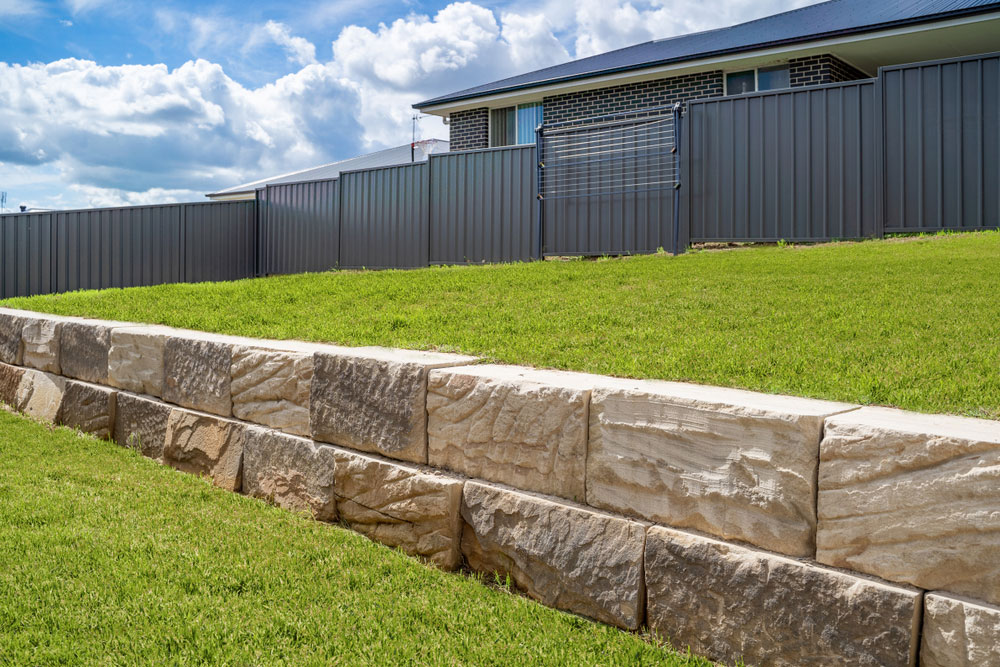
[687,79,878,242]
[0,212,54,298]
[261,179,340,275]
[339,163,429,269]
[882,51,1000,232]
[429,146,538,264]
[182,201,257,283]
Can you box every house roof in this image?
[414,0,1000,109]
[207,139,449,197]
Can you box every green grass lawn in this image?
[5,232,1000,419]
[0,410,705,664]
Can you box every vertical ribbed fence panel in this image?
[686,80,878,242]
[260,179,340,275]
[429,146,537,264]
[882,51,1000,232]
[182,201,257,283]
[339,164,429,269]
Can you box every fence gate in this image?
[537,104,683,256]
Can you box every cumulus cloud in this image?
[4,0,815,208]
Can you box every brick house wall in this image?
[788,54,869,87]
[448,54,868,150]
[448,108,489,152]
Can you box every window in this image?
[725,65,790,95]
[490,103,544,147]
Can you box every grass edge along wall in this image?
[1,306,998,666]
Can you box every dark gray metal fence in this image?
[539,107,683,255]
[1,201,255,299]
[429,146,537,264]
[685,80,879,242]
[259,179,340,276]
[882,52,1000,233]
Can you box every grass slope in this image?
[5,232,999,418]
[0,410,705,664]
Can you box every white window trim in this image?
[488,103,543,148]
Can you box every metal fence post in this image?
[672,102,683,256]
[535,123,544,260]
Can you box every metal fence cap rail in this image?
[877,49,1000,73]
[686,77,877,108]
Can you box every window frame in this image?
[488,103,543,148]
[724,64,791,96]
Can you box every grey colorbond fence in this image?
[259,179,340,276]
[882,52,1000,233]
[1,201,255,299]
[429,146,537,264]
[684,50,999,243]
[685,80,880,242]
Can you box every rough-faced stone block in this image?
[0,310,26,365]
[162,336,232,416]
[311,348,477,464]
[57,380,116,438]
[461,481,646,629]
[108,327,170,396]
[921,593,1000,667]
[59,321,114,384]
[15,368,66,422]
[332,447,463,570]
[817,407,1000,605]
[21,317,62,373]
[231,346,312,436]
[644,525,921,667]
[587,378,857,557]
[114,392,171,461]
[0,362,25,406]
[427,365,591,501]
[243,429,336,521]
[163,408,246,491]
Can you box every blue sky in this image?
[0,0,812,209]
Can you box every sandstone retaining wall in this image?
[1,306,997,667]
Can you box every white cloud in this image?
[4,0,816,209]
[0,0,41,17]
[64,0,109,15]
[254,20,318,67]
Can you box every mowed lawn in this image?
[5,231,1000,418]
[0,410,705,665]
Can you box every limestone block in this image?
[817,407,1000,605]
[162,335,232,416]
[0,362,25,406]
[427,365,591,500]
[332,447,463,570]
[114,392,172,461]
[587,378,857,557]
[15,368,66,422]
[108,327,171,396]
[311,348,477,464]
[162,408,246,491]
[461,481,646,629]
[644,525,921,667]
[243,429,336,521]
[0,310,25,365]
[59,320,114,384]
[921,593,1000,667]
[231,346,312,436]
[57,380,116,438]
[21,317,62,373]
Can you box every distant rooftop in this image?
[415,0,1000,108]
[207,139,449,198]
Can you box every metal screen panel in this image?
[882,51,1000,232]
[260,179,340,275]
[429,146,537,264]
[686,80,878,242]
[339,163,429,269]
[540,109,682,255]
